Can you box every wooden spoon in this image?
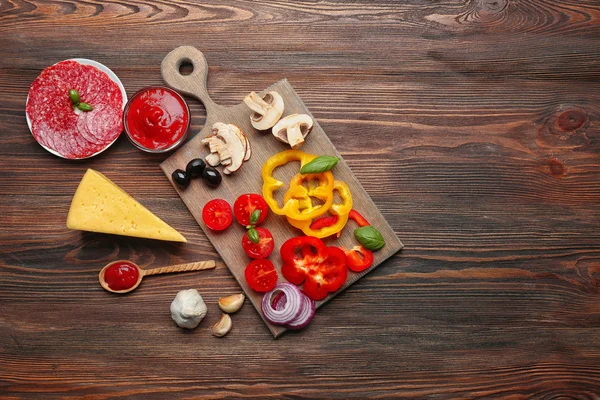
[99,260,216,294]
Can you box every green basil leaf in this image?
[247,228,260,244]
[77,102,93,112]
[300,156,339,174]
[69,89,80,105]
[354,226,385,251]
[249,209,261,225]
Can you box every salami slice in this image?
[85,103,123,144]
[26,60,124,159]
[35,121,58,151]
[77,110,105,145]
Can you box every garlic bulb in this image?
[170,289,207,329]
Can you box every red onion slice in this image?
[262,282,304,325]
[271,291,287,311]
[286,293,316,330]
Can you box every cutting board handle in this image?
[161,46,219,113]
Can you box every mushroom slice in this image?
[202,137,226,155]
[243,135,252,161]
[202,123,249,174]
[205,153,221,167]
[202,132,226,166]
[244,91,284,131]
[272,114,313,149]
[227,123,252,162]
[212,123,246,174]
[236,128,252,162]
[230,124,249,161]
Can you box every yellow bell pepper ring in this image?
[283,172,335,220]
[286,180,353,238]
[262,150,334,220]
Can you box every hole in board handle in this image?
[179,59,194,76]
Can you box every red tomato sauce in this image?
[104,261,139,291]
[125,87,189,151]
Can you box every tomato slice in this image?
[202,199,233,231]
[245,259,278,292]
[242,227,274,259]
[234,194,269,226]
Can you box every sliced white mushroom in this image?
[213,123,246,174]
[205,153,221,167]
[272,114,313,149]
[243,135,252,161]
[244,91,285,131]
[230,124,249,161]
[234,127,252,162]
[202,123,250,174]
[201,131,222,153]
[202,133,225,165]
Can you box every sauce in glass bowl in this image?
[124,87,190,152]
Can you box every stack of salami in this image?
[26,60,124,159]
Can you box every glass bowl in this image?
[123,86,191,153]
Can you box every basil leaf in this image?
[69,89,80,105]
[300,156,339,174]
[77,102,93,112]
[247,228,260,244]
[354,226,385,251]
[249,209,261,225]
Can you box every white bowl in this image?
[25,58,127,159]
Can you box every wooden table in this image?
[1,1,599,398]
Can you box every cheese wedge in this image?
[66,169,187,242]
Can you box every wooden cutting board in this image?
[160,46,403,337]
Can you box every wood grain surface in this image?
[160,46,402,337]
[1,0,599,398]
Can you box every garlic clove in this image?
[218,293,245,313]
[212,314,232,337]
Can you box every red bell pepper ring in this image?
[280,236,348,301]
[348,209,370,227]
[309,215,339,230]
[309,211,368,236]
[343,245,374,272]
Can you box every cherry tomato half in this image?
[245,259,278,292]
[242,227,274,259]
[202,199,233,231]
[234,193,269,226]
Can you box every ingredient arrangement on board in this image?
[28,46,402,338]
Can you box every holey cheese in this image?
[66,169,186,242]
